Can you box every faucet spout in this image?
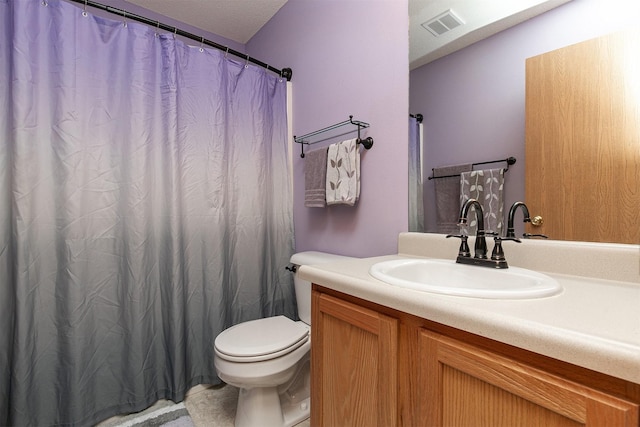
[459,198,487,259]
[506,201,531,238]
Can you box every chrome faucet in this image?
[447,198,520,269]
[507,201,548,239]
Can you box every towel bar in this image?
[295,115,374,158]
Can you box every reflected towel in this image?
[460,168,505,235]
[326,138,359,206]
[304,147,328,207]
[433,164,472,234]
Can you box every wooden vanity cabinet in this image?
[311,285,640,427]
[420,330,639,427]
[311,290,398,426]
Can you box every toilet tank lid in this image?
[289,251,354,266]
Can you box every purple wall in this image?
[81,0,409,258]
[249,0,409,257]
[410,0,640,234]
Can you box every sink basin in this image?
[369,258,561,299]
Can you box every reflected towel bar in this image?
[428,156,516,180]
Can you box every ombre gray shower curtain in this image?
[0,0,295,425]
[408,116,424,232]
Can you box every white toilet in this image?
[214,251,352,427]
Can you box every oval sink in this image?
[369,258,561,299]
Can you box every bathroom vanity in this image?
[301,233,640,426]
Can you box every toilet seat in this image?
[215,316,309,363]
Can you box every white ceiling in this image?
[125,0,572,69]
[125,0,289,44]
[409,0,572,69]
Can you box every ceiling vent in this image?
[421,9,464,37]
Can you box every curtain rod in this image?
[64,0,293,81]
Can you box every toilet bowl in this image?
[214,316,311,427]
[213,251,353,427]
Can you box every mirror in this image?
[408,0,640,243]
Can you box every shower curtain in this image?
[408,116,424,232]
[0,1,295,426]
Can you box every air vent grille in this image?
[422,9,464,37]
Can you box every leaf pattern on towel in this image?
[460,168,505,235]
[326,139,359,205]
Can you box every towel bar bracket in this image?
[359,136,374,150]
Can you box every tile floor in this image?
[96,383,311,427]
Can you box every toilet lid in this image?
[214,316,309,362]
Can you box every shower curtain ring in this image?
[122,10,127,27]
[155,21,160,37]
[245,55,250,68]
[199,37,204,52]
[224,47,229,58]
[82,0,88,16]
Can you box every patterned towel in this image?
[460,168,505,235]
[326,138,360,206]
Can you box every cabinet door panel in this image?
[420,330,639,427]
[312,291,398,426]
[441,365,581,427]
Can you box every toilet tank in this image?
[289,251,354,325]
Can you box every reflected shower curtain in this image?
[0,1,295,425]
[408,116,424,232]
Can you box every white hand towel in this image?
[326,138,360,206]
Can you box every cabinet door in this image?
[419,330,639,427]
[311,291,398,427]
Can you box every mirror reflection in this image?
[408,0,640,244]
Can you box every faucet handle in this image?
[495,236,522,243]
[523,233,549,239]
[446,234,471,257]
[491,236,521,262]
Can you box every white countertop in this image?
[299,233,640,384]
